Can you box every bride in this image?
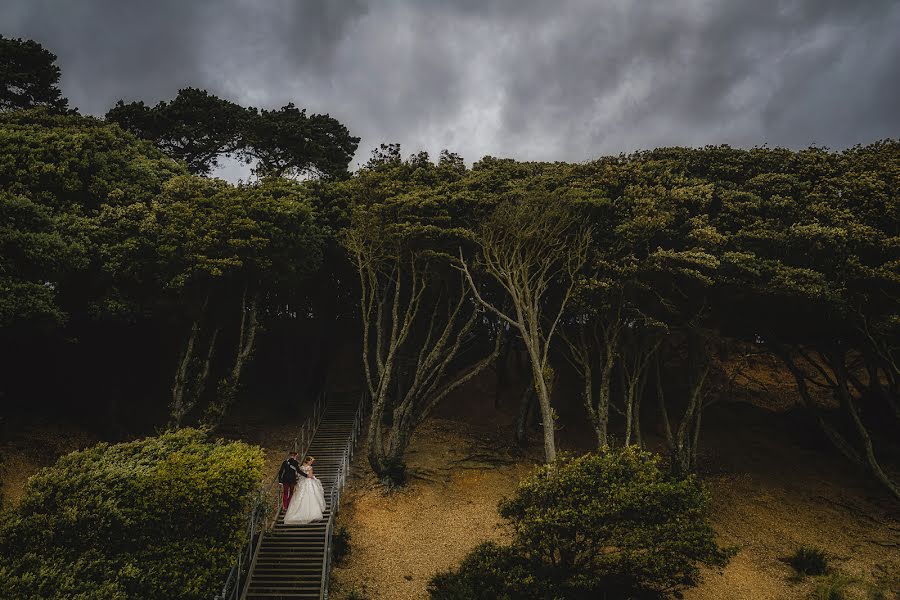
[283,456,326,524]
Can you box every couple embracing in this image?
[277,451,326,524]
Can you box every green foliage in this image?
[106,88,248,176]
[811,572,859,600]
[789,546,829,576]
[345,586,371,600]
[430,448,733,599]
[0,103,333,428]
[3,36,899,501]
[332,525,352,565]
[0,36,68,112]
[144,175,326,292]
[0,109,185,328]
[428,542,551,600]
[107,89,360,179]
[244,103,360,179]
[0,428,264,600]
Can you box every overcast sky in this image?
[3,0,899,179]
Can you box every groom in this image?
[277,450,307,510]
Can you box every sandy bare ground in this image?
[330,418,536,600]
[0,420,99,506]
[331,412,900,600]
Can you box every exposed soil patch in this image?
[330,418,535,600]
[0,419,99,506]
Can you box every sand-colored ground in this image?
[330,410,900,600]
[330,418,534,600]
[0,420,99,506]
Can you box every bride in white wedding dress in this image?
[283,456,326,524]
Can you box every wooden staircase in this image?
[242,392,362,600]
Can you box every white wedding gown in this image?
[283,465,326,524]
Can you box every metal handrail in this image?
[319,391,366,600]
[214,390,328,600]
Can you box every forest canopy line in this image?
[0,36,898,501]
[106,88,361,180]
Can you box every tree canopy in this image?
[107,89,360,179]
[0,36,69,112]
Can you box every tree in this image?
[0,109,186,427]
[144,176,327,427]
[244,103,360,180]
[459,195,590,462]
[344,198,499,486]
[106,88,249,176]
[0,36,69,112]
[0,190,78,329]
[107,92,360,180]
[707,141,900,499]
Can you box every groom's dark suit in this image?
[278,456,307,510]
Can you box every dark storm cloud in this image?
[3,0,899,175]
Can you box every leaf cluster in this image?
[0,429,264,600]
[107,89,360,179]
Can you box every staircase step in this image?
[238,395,361,600]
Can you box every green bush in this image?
[332,525,352,564]
[428,542,553,600]
[0,428,263,599]
[429,447,734,600]
[789,546,829,576]
[345,585,370,600]
[811,572,858,600]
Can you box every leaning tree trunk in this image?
[832,350,900,501]
[171,295,212,427]
[171,317,199,427]
[621,336,659,447]
[658,335,710,474]
[561,322,617,449]
[777,349,864,467]
[205,288,260,428]
[674,362,708,473]
[525,337,557,463]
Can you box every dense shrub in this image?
[430,447,734,599]
[0,428,263,599]
[811,572,858,600]
[428,542,552,600]
[789,546,829,576]
[332,525,352,564]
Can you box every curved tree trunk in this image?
[833,351,900,501]
[171,294,211,427]
[778,349,865,467]
[205,288,260,428]
[525,340,557,462]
